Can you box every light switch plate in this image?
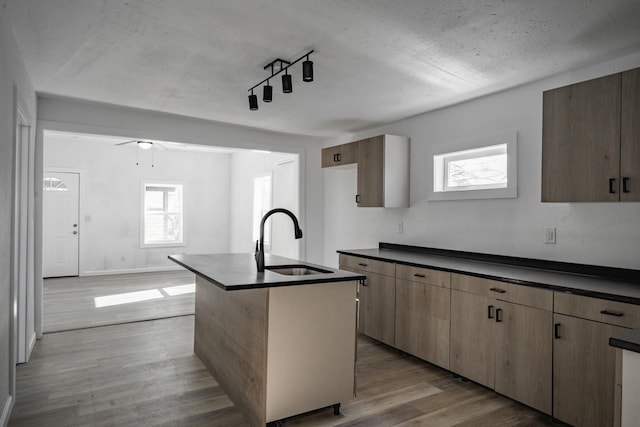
[544,226,556,244]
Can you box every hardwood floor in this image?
[44,271,195,332]
[10,315,555,426]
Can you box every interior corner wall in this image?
[0,15,36,426]
[323,51,640,270]
[44,137,231,274]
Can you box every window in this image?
[252,173,272,247]
[441,144,507,191]
[432,132,517,200]
[141,182,184,247]
[43,177,68,191]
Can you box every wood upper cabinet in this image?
[621,68,640,202]
[395,265,451,369]
[542,67,640,202]
[339,255,396,346]
[321,142,357,168]
[322,135,410,208]
[450,274,553,414]
[553,292,640,427]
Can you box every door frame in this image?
[42,168,84,278]
[10,88,35,371]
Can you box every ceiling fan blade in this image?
[115,139,137,146]
[154,142,166,151]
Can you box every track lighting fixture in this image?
[248,89,258,110]
[302,55,313,82]
[247,50,314,111]
[282,70,292,93]
[263,80,273,102]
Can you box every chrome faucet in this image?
[255,208,303,272]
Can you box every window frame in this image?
[252,172,273,249]
[430,131,518,201]
[140,181,186,248]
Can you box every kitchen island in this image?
[169,253,365,427]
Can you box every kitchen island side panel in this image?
[265,281,358,422]
[194,276,269,427]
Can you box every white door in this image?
[271,157,300,259]
[43,171,80,277]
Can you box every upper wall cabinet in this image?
[321,142,357,168]
[322,135,410,208]
[542,67,640,202]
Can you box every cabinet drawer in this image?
[451,273,552,311]
[339,254,395,277]
[396,264,450,288]
[554,292,640,328]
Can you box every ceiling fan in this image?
[115,140,166,150]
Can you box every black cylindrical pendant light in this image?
[248,90,258,110]
[263,81,272,102]
[302,56,313,82]
[282,70,292,93]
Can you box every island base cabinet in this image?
[553,313,627,427]
[194,277,358,427]
[266,282,357,423]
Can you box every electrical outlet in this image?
[544,226,556,244]
[397,221,404,234]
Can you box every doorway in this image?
[43,171,80,278]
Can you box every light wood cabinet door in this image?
[542,73,621,202]
[356,136,384,207]
[553,313,627,427]
[450,289,494,388]
[494,302,552,414]
[395,279,450,369]
[359,271,395,346]
[321,142,357,168]
[621,68,640,201]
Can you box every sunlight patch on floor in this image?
[162,283,195,296]
[94,289,164,308]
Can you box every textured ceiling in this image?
[4,0,640,137]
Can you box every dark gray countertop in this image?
[169,253,365,291]
[610,329,640,353]
[338,248,640,304]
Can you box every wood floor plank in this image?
[44,271,196,332]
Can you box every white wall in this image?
[324,51,640,270]
[44,136,231,274]
[229,151,300,256]
[0,15,36,426]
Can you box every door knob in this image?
[73,224,78,227]
[73,231,78,235]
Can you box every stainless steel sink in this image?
[265,264,333,276]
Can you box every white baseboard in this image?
[27,331,36,361]
[81,266,186,277]
[1,395,14,427]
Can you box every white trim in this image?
[1,395,14,427]
[82,265,185,276]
